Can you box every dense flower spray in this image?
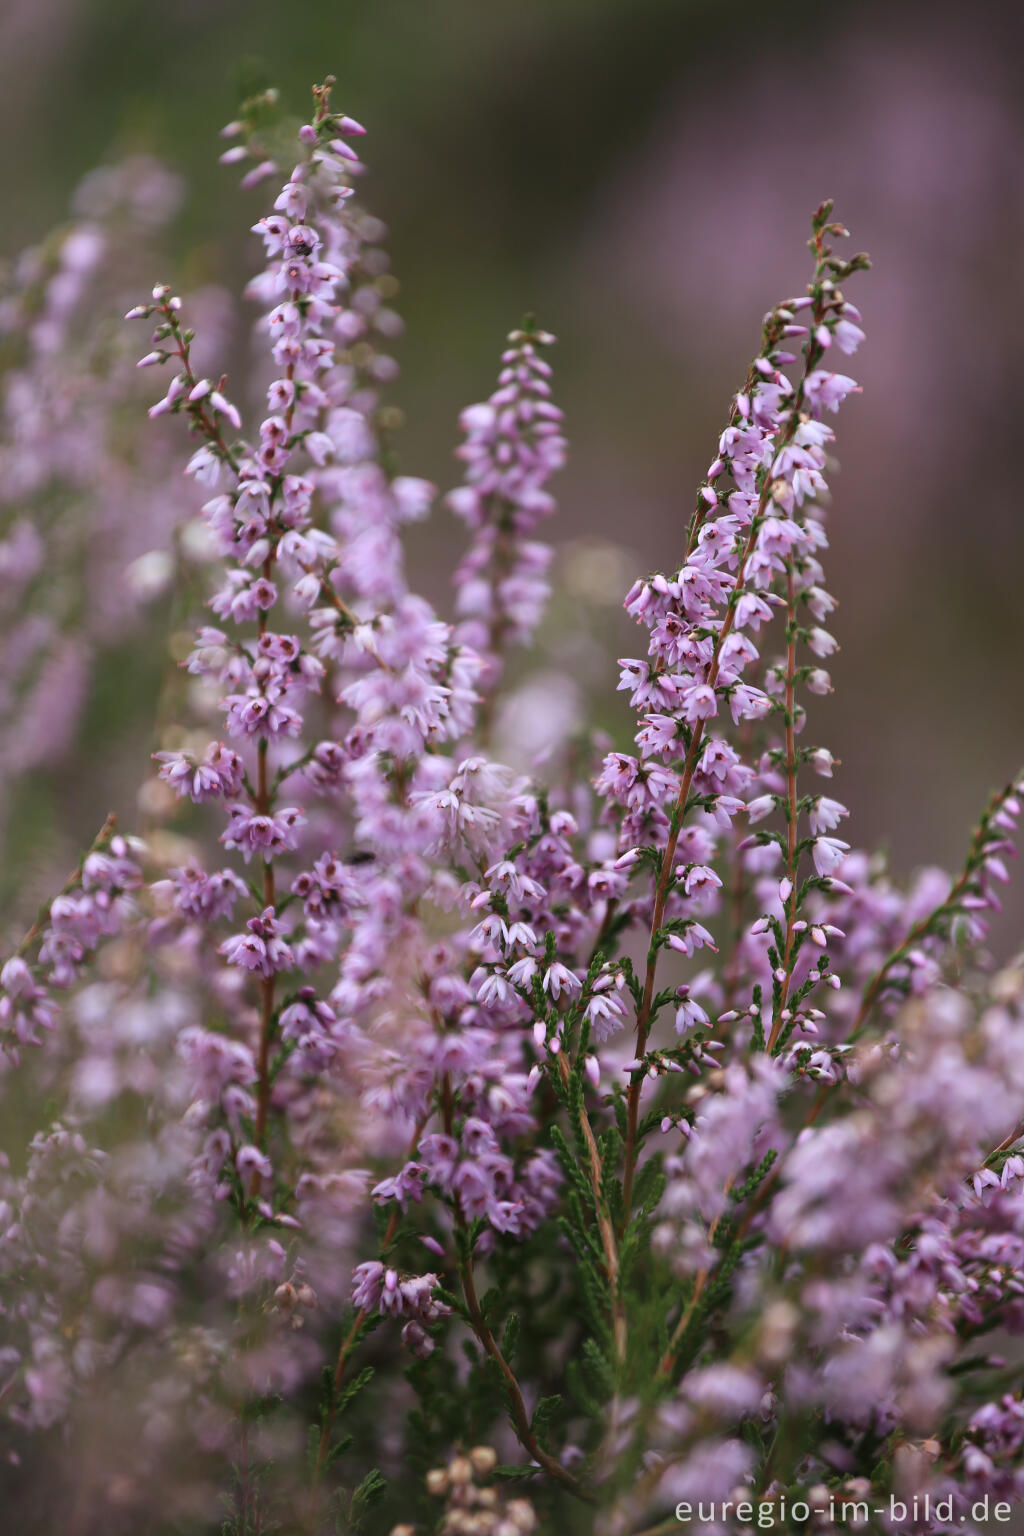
[450,322,566,738]
[0,77,1022,1536]
[0,157,228,860]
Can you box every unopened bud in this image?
[469,1445,497,1475]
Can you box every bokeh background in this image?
[1,0,1023,946]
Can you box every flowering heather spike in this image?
[0,157,217,850]
[599,210,871,1223]
[0,815,140,1060]
[3,83,1024,1536]
[129,86,567,1491]
[449,322,566,738]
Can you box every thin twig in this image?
[441,1072,592,1502]
[10,812,118,961]
[556,1052,626,1365]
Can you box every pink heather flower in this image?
[236,1144,273,1194]
[221,804,306,861]
[351,1261,384,1312]
[681,864,723,899]
[220,907,295,978]
[679,682,718,724]
[210,573,278,623]
[833,318,866,354]
[585,990,627,1043]
[801,369,861,415]
[808,796,849,834]
[807,627,838,658]
[155,742,245,802]
[811,836,851,877]
[379,1270,405,1317]
[675,987,710,1033]
[81,838,143,892]
[509,952,540,989]
[450,327,563,702]
[666,923,718,957]
[542,962,582,1001]
[154,863,248,922]
[223,685,304,739]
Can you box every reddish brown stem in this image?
[439,1072,590,1500]
[622,234,842,1219]
[456,1236,591,1500]
[313,1113,429,1478]
[10,812,117,961]
[249,330,295,1171]
[655,1184,733,1379]
[556,1053,626,1364]
[620,496,768,1224]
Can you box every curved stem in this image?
[556,1053,626,1366]
[440,1071,591,1501]
[249,334,299,1181]
[622,236,840,1220]
[9,812,117,960]
[655,1181,733,1380]
[313,1113,429,1478]
[621,497,767,1224]
[849,778,1020,1041]
[456,1234,592,1501]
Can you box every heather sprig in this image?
[0,157,212,860]
[0,812,140,1060]
[450,320,566,741]
[1,78,1024,1536]
[850,776,1024,1035]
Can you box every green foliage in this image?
[530,1394,563,1445]
[335,1365,374,1421]
[549,1125,597,1213]
[580,1337,615,1403]
[501,1311,520,1360]
[631,1154,665,1214]
[729,1149,778,1204]
[348,1468,387,1531]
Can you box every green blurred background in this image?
[1,0,1023,944]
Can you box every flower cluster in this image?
[0,157,226,854]
[450,323,566,732]
[0,818,142,1060]
[389,1446,538,1536]
[0,79,1023,1536]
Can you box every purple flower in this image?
[155,741,245,801]
[220,907,295,977]
[811,836,851,877]
[221,804,306,862]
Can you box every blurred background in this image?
[1,0,1023,946]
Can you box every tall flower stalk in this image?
[0,79,1022,1536]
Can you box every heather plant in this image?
[0,156,232,874]
[0,78,1023,1536]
